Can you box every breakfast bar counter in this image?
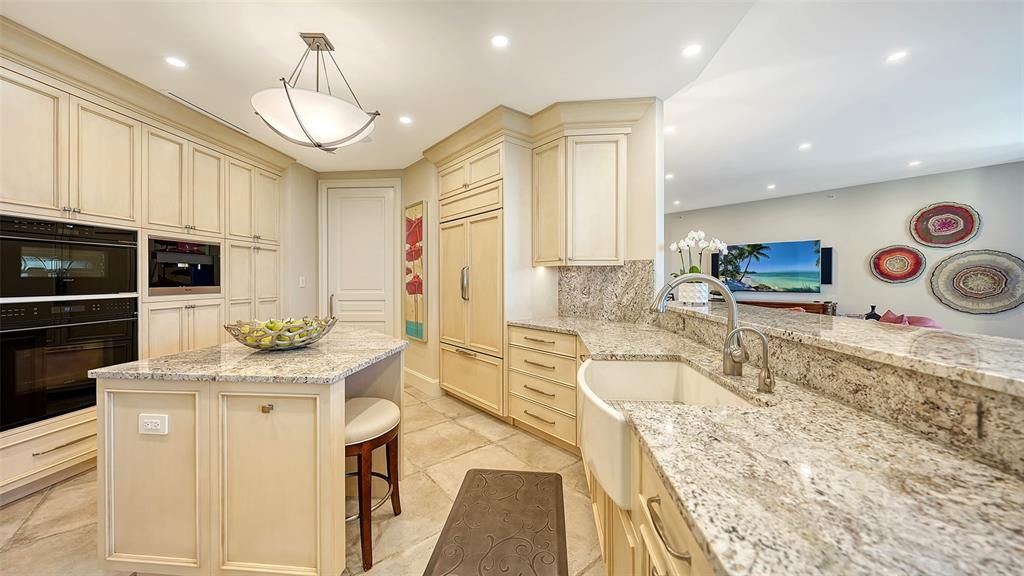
[88,326,407,576]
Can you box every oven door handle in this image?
[0,317,138,334]
[0,235,136,249]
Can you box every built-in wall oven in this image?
[147,237,221,296]
[0,215,139,431]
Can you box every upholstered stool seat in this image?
[345,397,400,445]
[344,396,401,571]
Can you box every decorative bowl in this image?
[224,316,337,351]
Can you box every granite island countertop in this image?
[508,315,1024,575]
[89,325,407,384]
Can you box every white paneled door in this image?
[324,186,396,334]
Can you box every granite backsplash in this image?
[557,259,656,323]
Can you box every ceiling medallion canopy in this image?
[251,32,379,152]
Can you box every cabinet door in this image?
[217,393,319,573]
[254,245,280,301]
[566,134,626,265]
[142,127,188,233]
[142,302,187,359]
[0,68,69,218]
[69,97,142,225]
[226,160,254,240]
[440,345,504,416]
[226,300,254,324]
[255,299,279,321]
[466,210,503,356]
[189,144,224,237]
[225,242,254,323]
[253,170,280,244]
[465,144,502,190]
[190,299,224,350]
[438,162,467,198]
[439,219,467,346]
[532,139,566,266]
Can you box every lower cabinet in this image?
[141,299,224,359]
[439,344,504,416]
[0,407,96,505]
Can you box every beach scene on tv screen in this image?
[720,240,822,293]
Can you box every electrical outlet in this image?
[299,275,306,288]
[138,413,169,435]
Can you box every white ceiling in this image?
[0,1,752,173]
[664,1,1024,211]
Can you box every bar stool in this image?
[345,397,402,570]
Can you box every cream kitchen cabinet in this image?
[0,407,96,506]
[438,142,502,198]
[439,344,504,416]
[532,134,626,266]
[142,127,225,238]
[439,210,503,357]
[69,96,142,226]
[227,159,279,244]
[141,299,224,359]
[0,67,69,220]
[225,240,280,323]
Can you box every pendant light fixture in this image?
[251,33,379,152]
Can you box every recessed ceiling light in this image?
[666,173,674,180]
[673,200,681,205]
[491,35,509,48]
[399,116,413,125]
[682,44,703,57]
[908,160,921,167]
[886,50,908,63]
[164,56,187,68]
[767,184,776,190]
[664,125,676,135]
[798,142,813,151]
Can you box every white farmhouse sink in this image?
[578,359,751,509]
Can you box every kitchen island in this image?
[88,326,407,576]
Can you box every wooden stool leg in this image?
[358,445,374,570]
[386,434,402,516]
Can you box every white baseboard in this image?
[404,366,439,390]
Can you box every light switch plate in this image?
[139,413,169,435]
[299,275,307,288]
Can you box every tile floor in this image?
[0,383,605,576]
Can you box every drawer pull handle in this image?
[456,348,477,358]
[261,403,274,413]
[523,410,555,425]
[646,496,692,562]
[523,359,556,370]
[32,434,96,457]
[523,384,556,398]
[523,336,556,345]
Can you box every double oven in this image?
[0,215,138,431]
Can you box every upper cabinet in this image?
[532,134,626,266]
[142,127,225,238]
[227,160,280,244]
[438,143,503,198]
[69,97,142,226]
[0,68,69,219]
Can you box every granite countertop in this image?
[508,315,1024,575]
[666,301,1024,397]
[89,325,407,384]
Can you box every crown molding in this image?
[422,105,532,167]
[0,16,295,172]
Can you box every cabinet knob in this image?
[260,403,274,414]
[72,207,82,213]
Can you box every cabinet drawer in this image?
[639,448,715,576]
[508,325,576,357]
[508,371,576,415]
[438,162,467,198]
[0,411,96,489]
[509,346,577,386]
[440,345,504,416]
[439,180,501,222]
[510,395,576,446]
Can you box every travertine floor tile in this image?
[559,460,590,496]
[0,522,129,576]
[9,469,97,547]
[0,490,45,551]
[355,532,439,575]
[401,402,448,433]
[580,557,608,576]
[455,412,517,441]
[425,394,481,419]
[402,420,489,469]
[499,430,580,471]
[402,391,422,406]
[405,380,445,402]
[423,444,531,500]
[564,488,602,575]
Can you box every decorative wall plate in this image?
[909,202,980,247]
[930,250,1024,314]
[870,245,926,283]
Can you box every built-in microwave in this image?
[147,237,221,296]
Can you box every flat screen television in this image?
[716,239,822,293]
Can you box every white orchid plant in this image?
[670,230,727,277]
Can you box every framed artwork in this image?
[403,201,426,341]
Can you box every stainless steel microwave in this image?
[147,237,221,296]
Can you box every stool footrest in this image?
[345,471,394,522]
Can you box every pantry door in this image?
[322,184,397,335]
